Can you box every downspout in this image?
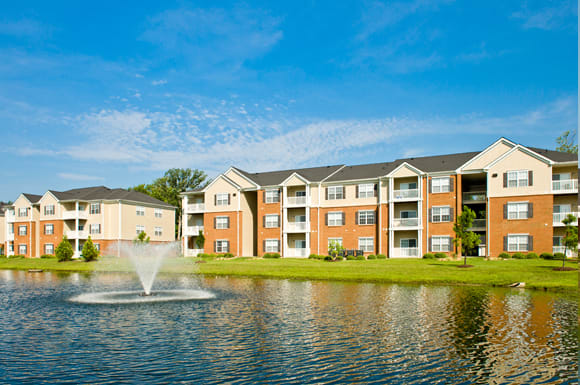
[317,182,321,255]
[377,177,381,254]
[426,174,429,255]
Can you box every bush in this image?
[197,253,208,258]
[554,252,566,260]
[222,253,235,259]
[346,255,356,260]
[498,252,510,259]
[512,252,526,259]
[525,252,538,259]
[367,254,377,260]
[423,253,435,259]
[0,255,6,259]
[434,253,447,259]
[540,252,555,260]
[10,254,25,259]
[56,236,74,262]
[41,254,56,259]
[308,254,318,259]
[334,254,343,261]
[355,256,365,260]
[82,237,99,262]
[324,255,334,261]
[377,254,387,259]
[263,253,281,259]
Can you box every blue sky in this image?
[0,0,577,200]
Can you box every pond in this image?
[0,270,577,384]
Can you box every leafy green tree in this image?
[556,130,578,154]
[560,214,578,268]
[328,240,345,260]
[134,231,151,245]
[56,236,74,262]
[195,230,205,249]
[453,206,481,266]
[82,236,100,262]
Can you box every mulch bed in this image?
[552,267,577,271]
[457,265,474,268]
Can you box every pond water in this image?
[0,270,577,384]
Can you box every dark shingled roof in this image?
[528,147,577,163]
[47,186,174,208]
[234,165,344,186]
[325,162,397,182]
[22,193,42,204]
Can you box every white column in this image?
[183,195,188,256]
[283,232,288,257]
[75,201,79,258]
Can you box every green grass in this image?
[0,257,577,292]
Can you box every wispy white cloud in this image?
[512,1,577,30]
[0,18,50,38]
[57,173,105,181]
[151,79,167,86]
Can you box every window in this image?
[136,206,145,216]
[431,177,450,193]
[295,191,306,197]
[264,214,279,228]
[216,193,229,206]
[78,243,83,252]
[507,235,529,252]
[552,173,571,181]
[265,239,280,252]
[154,208,163,218]
[136,225,145,235]
[19,244,27,255]
[358,183,376,198]
[327,212,344,226]
[215,240,229,253]
[44,205,55,216]
[94,244,100,251]
[507,170,529,188]
[431,236,450,252]
[78,224,84,231]
[90,203,101,214]
[215,216,230,229]
[357,210,375,225]
[358,237,374,252]
[154,227,162,236]
[18,208,28,217]
[507,202,529,220]
[400,210,417,219]
[400,239,417,248]
[18,226,27,236]
[8,244,14,253]
[327,186,344,200]
[78,204,85,211]
[328,238,343,247]
[90,224,101,234]
[265,189,280,203]
[44,224,54,235]
[553,236,563,246]
[44,244,54,255]
[432,206,451,222]
[400,182,417,190]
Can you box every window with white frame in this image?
[432,206,451,222]
[553,236,563,246]
[265,189,280,203]
[90,224,101,234]
[94,243,100,252]
[154,208,162,218]
[327,212,344,226]
[18,208,28,217]
[136,225,145,235]
[45,244,54,255]
[507,170,529,188]
[508,234,529,252]
[8,244,13,253]
[264,214,279,228]
[19,244,27,255]
[265,239,279,252]
[215,240,229,253]
[136,206,145,216]
[18,226,27,236]
[400,210,417,218]
[154,227,162,236]
[400,239,417,248]
[431,177,450,193]
[358,183,375,198]
[44,224,54,235]
[216,193,229,206]
[359,237,374,252]
[327,186,344,200]
[328,238,343,247]
[507,202,529,220]
[357,210,375,225]
[431,236,450,252]
[90,203,100,214]
[216,216,229,229]
[44,205,55,216]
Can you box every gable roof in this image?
[528,147,577,163]
[234,165,344,186]
[42,186,174,208]
[22,193,42,204]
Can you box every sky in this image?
[0,0,577,200]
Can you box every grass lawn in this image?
[0,256,577,292]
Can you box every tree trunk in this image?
[177,205,182,241]
[562,246,567,268]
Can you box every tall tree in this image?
[556,130,578,154]
[560,214,578,268]
[453,206,481,267]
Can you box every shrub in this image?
[334,254,343,261]
[324,255,334,261]
[377,254,387,259]
[346,255,356,260]
[82,237,99,262]
[512,252,526,259]
[56,236,74,262]
[197,253,207,258]
[263,253,281,259]
[498,252,510,259]
[540,252,555,260]
[0,255,6,259]
[434,253,447,259]
[367,254,377,260]
[355,256,365,260]
[423,253,435,259]
[308,254,318,259]
[41,254,55,259]
[223,253,235,259]
[525,252,538,259]
[554,252,566,260]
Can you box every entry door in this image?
[400,239,417,248]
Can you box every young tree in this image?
[560,214,578,268]
[328,240,345,260]
[195,230,205,249]
[134,231,151,245]
[453,206,481,267]
[82,236,100,262]
[56,236,74,262]
[556,130,578,154]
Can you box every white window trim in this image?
[45,224,54,235]
[507,234,529,252]
[400,238,417,248]
[216,193,229,206]
[358,237,374,252]
[154,208,163,218]
[216,216,229,229]
[327,185,344,200]
[507,170,529,188]
[265,239,280,253]
[431,236,450,252]
[90,224,101,234]
[432,206,451,223]
[136,206,145,216]
[358,183,375,198]
[44,205,55,216]
[264,214,279,228]
[90,203,101,215]
[328,211,343,226]
[358,210,375,225]
[18,225,27,236]
[328,237,343,247]
[265,189,280,203]
[136,225,145,235]
[431,177,450,193]
[45,244,54,254]
[216,239,229,253]
[507,202,529,220]
[154,226,163,236]
[19,244,27,254]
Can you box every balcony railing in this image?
[468,219,487,230]
[553,212,578,226]
[463,192,486,203]
[5,211,15,223]
[63,210,88,220]
[7,233,14,241]
[552,179,578,193]
[392,218,419,227]
[187,203,205,213]
[393,189,419,200]
[286,248,308,257]
[392,247,419,258]
[185,248,204,257]
[553,246,575,257]
[66,230,88,239]
[286,222,308,232]
[286,196,307,206]
[185,225,204,235]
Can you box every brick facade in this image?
[257,189,282,255]
[204,211,241,255]
[319,205,380,255]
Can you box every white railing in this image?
[392,218,419,227]
[187,203,205,213]
[63,210,88,220]
[553,212,578,225]
[469,219,487,229]
[66,230,88,239]
[7,233,14,241]
[286,248,308,257]
[5,211,15,223]
[185,248,204,257]
[463,192,486,203]
[286,196,307,206]
[393,189,419,200]
[185,225,204,235]
[552,246,575,257]
[392,247,419,258]
[552,179,578,193]
[286,222,308,232]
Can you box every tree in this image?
[82,236,100,262]
[195,230,205,249]
[328,240,345,260]
[556,130,578,154]
[130,168,209,239]
[56,236,74,262]
[453,206,481,267]
[134,231,150,245]
[560,214,578,268]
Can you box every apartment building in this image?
[181,138,577,258]
[4,186,175,258]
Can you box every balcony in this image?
[392,218,419,228]
[463,192,486,204]
[286,222,308,232]
[66,230,88,239]
[552,179,578,194]
[185,225,204,236]
[468,219,486,231]
[5,211,15,223]
[553,246,575,258]
[185,248,204,257]
[286,248,308,257]
[63,210,88,220]
[553,212,578,226]
[286,196,307,206]
[393,189,419,201]
[187,203,205,213]
[392,247,419,258]
[7,233,14,241]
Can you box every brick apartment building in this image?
[3,186,176,258]
[181,138,577,258]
